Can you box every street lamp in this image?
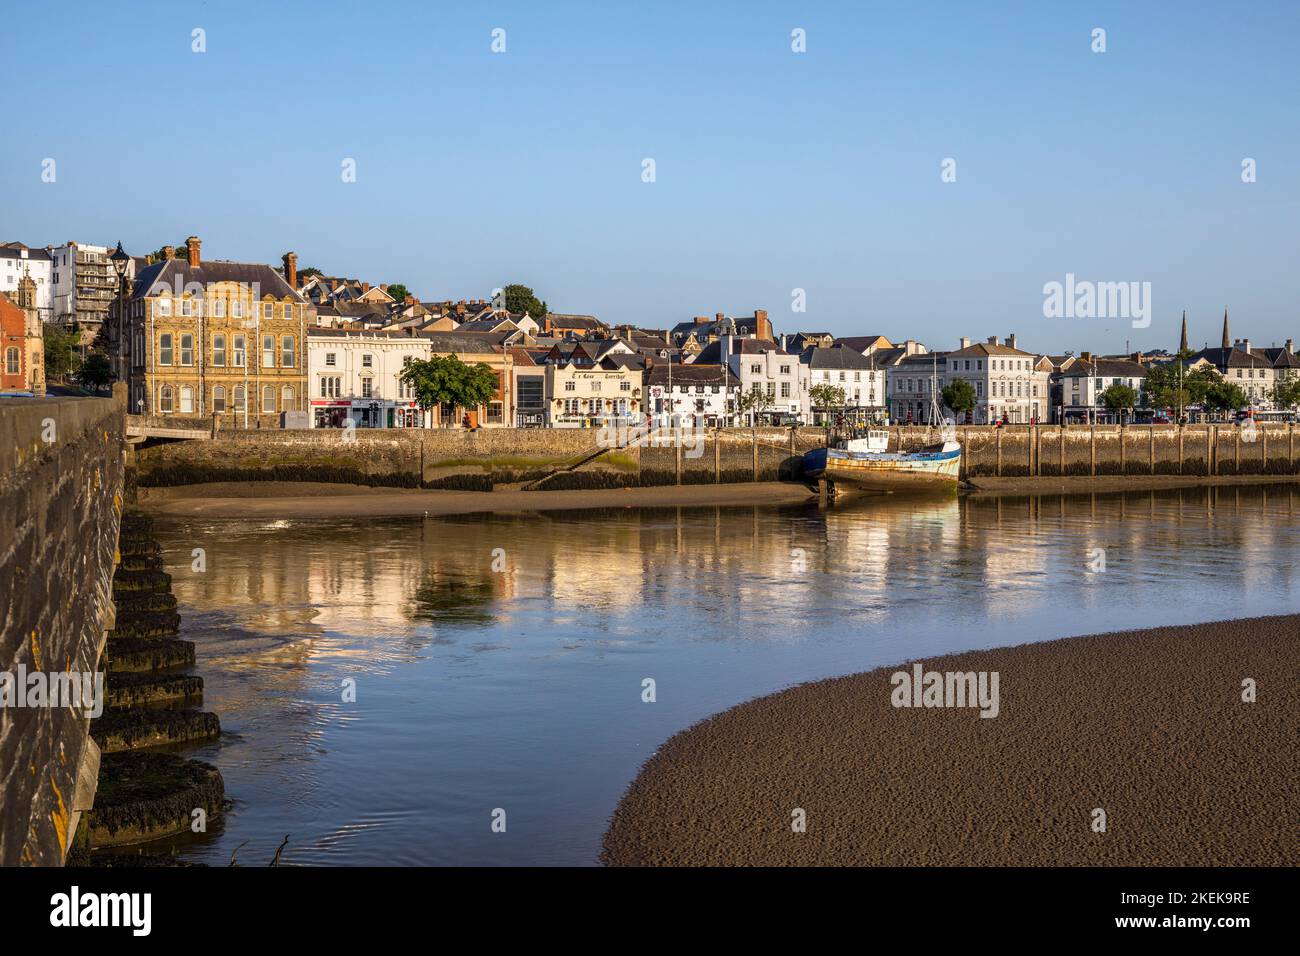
[109,242,131,393]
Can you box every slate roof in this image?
[132,259,303,302]
[802,346,880,370]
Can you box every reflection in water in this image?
[155,485,1300,865]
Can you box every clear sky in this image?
[2,1,1296,353]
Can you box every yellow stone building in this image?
[121,237,307,425]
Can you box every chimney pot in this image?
[185,236,201,268]
[987,335,998,345]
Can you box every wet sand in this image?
[137,480,816,518]
[602,616,1298,866]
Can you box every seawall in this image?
[129,422,1300,490]
[0,387,126,865]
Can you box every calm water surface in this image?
[153,485,1300,865]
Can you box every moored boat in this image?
[803,430,961,492]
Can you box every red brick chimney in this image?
[693,315,710,325]
[282,251,298,289]
[185,236,201,267]
[754,309,772,341]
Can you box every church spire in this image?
[1221,308,1230,349]
[1179,310,1189,353]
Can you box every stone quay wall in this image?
[128,421,1300,490]
[0,386,126,865]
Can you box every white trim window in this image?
[262,335,275,368]
[156,297,171,317]
[233,334,246,367]
[180,334,194,366]
[158,333,173,366]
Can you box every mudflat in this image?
[602,616,1298,866]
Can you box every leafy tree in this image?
[1184,366,1221,406]
[736,383,774,431]
[941,379,976,420]
[42,323,81,382]
[298,266,323,280]
[387,283,411,303]
[1100,383,1139,423]
[1203,380,1246,417]
[1271,377,1300,410]
[809,383,846,425]
[502,284,547,318]
[78,351,113,391]
[147,242,190,264]
[400,354,499,426]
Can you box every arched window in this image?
[262,385,275,413]
[213,386,226,413]
[160,385,174,413]
[4,348,18,375]
[281,385,294,408]
[233,385,245,412]
[180,385,194,414]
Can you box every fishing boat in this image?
[802,429,961,492]
[803,354,961,493]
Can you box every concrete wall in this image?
[130,423,1300,490]
[132,425,824,491]
[0,386,125,865]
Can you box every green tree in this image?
[1184,366,1221,406]
[1271,377,1300,410]
[1100,383,1139,423]
[78,352,113,391]
[809,383,846,425]
[387,283,411,303]
[42,323,81,383]
[941,379,977,421]
[147,242,190,263]
[400,354,499,426]
[1203,380,1246,418]
[736,383,774,431]
[502,284,547,318]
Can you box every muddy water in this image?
[152,484,1300,865]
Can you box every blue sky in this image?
[2,1,1297,352]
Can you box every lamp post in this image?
[109,241,131,396]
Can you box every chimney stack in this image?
[1081,350,1093,363]
[960,336,971,349]
[1287,339,1294,354]
[361,282,371,293]
[185,236,201,268]
[282,251,298,289]
[1007,332,1018,350]
[754,309,772,341]
[987,335,998,346]
[161,245,174,261]
[694,315,710,325]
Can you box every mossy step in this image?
[109,610,181,640]
[92,707,220,753]
[113,591,178,614]
[116,538,161,561]
[106,672,203,708]
[88,752,224,849]
[112,569,173,593]
[106,637,195,673]
[118,552,164,572]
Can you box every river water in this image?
[152,484,1300,865]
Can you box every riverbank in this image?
[136,480,817,518]
[601,615,1298,866]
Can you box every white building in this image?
[943,335,1048,424]
[646,361,740,427]
[0,245,54,322]
[49,242,136,340]
[803,345,887,424]
[1057,355,1148,423]
[308,328,430,428]
[694,337,809,424]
